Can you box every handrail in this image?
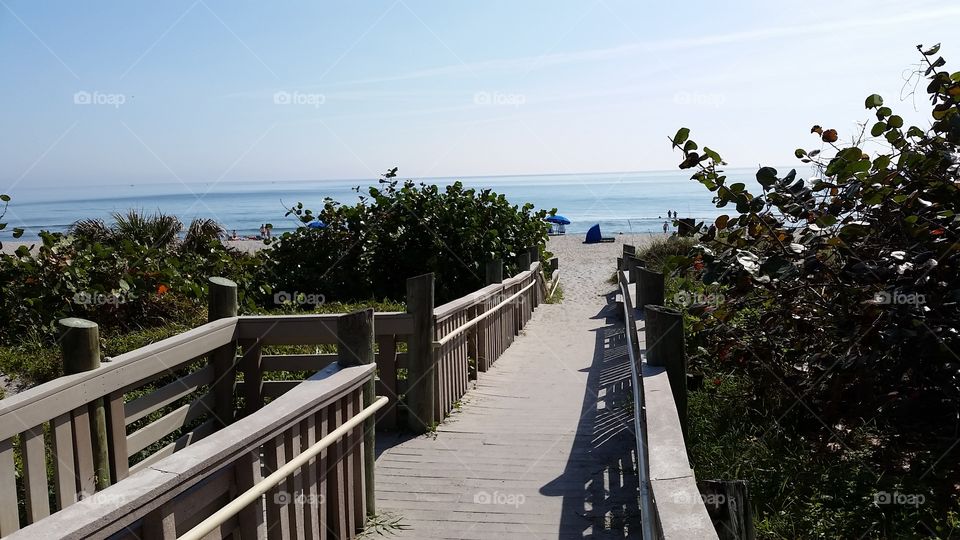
[433,262,541,321]
[548,269,561,299]
[178,395,388,540]
[619,270,657,540]
[0,316,238,441]
[432,277,538,348]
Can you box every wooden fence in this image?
[617,247,719,540]
[0,254,553,538]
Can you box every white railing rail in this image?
[179,396,389,540]
[432,278,538,348]
[619,270,657,540]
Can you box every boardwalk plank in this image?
[375,241,644,539]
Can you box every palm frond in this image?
[182,218,224,252]
[70,218,114,243]
[111,210,182,248]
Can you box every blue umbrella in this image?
[545,215,571,225]
[306,219,327,229]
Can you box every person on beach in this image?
[259,224,266,239]
[662,221,669,233]
[266,224,273,239]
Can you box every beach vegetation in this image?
[263,169,554,305]
[662,45,960,536]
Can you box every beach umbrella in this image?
[545,215,571,225]
[306,219,327,229]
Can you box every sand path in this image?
[374,234,657,539]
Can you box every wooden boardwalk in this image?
[376,242,643,539]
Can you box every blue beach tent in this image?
[584,224,614,244]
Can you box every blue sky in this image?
[1,0,959,189]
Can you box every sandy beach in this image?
[546,232,661,299]
[3,232,666,258]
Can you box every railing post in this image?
[406,273,436,433]
[517,251,531,273]
[485,259,503,284]
[208,277,238,427]
[644,305,687,435]
[637,266,665,310]
[337,308,376,518]
[59,317,111,491]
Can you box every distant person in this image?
[662,221,669,234]
[259,224,266,239]
[230,229,238,240]
[266,224,273,239]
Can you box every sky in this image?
[1,0,959,190]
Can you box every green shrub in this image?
[262,170,554,305]
[668,45,960,536]
[0,224,259,345]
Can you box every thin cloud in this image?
[316,5,960,88]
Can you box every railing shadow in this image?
[540,298,642,538]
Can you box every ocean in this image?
[3,168,773,240]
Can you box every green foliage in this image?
[632,236,696,273]
[669,46,960,536]
[262,169,553,304]
[0,218,259,345]
[0,194,25,250]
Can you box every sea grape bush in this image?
[0,213,261,344]
[0,194,24,251]
[262,169,553,304]
[668,45,959,534]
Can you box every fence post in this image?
[208,277,238,427]
[517,251,531,273]
[337,308,376,518]
[527,246,539,263]
[406,273,436,433]
[625,255,638,285]
[698,479,756,540]
[485,259,503,284]
[59,317,111,491]
[638,266,665,310]
[644,305,687,435]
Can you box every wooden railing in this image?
[431,262,543,420]
[10,361,376,539]
[618,247,718,539]
[0,251,554,538]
